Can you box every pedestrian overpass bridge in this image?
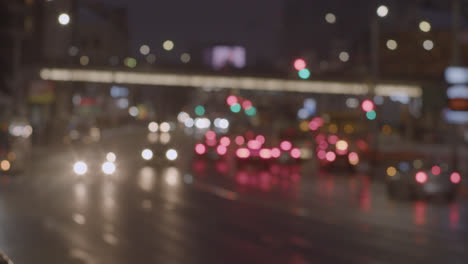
[39,67,422,98]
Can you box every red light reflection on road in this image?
[215,160,229,175]
[450,204,459,230]
[413,201,427,226]
[359,176,371,212]
[192,159,207,176]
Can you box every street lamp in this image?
[376,5,389,18]
[58,13,70,25]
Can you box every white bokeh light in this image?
[166,149,178,161]
[376,5,389,17]
[106,152,116,162]
[141,149,153,160]
[73,161,87,175]
[102,162,116,175]
[58,13,70,25]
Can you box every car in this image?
[315,134,362,173]
[0,118,32,174]
[65,117,100,145]
[385,160,461,200]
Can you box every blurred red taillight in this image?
[415,171,428,184]
[216,145,227,156]
[195,144,206,155]
[450,172,461,184]
[236,148,250,159]
[290,148,301,159]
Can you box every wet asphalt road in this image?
[0,127,467,264]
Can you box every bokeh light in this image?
[106,152,116,162]
[139,45,150,55]
[294,59,306,71]
[386,39,398,50]
[376,5,389,17]
[195,105,205,116]
[58,13,70,25]
[366,110,377,120]
[325,13,336,24]
[415,171,428,183]
[102,162,116,175]
[163,40,174,51]
[0,160,11,171]
[226,95,238,106]
[73,161,87,175]
[230,103,241,113]
[386,166,397,177]
[195,144,206,155]
[166,149,178,161]
[419,21,431,32]
[298,69,311,79]
[141,149,153,160]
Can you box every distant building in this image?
[42,0,129,66]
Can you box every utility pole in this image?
[451,0,462,171]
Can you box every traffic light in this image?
[293,58,306,71]
[298,69,310,79]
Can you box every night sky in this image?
[99,0,284,61]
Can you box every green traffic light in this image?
[245,106,257,116]
[195,105,205,116]
[366,110,377,120]
[298,69,310,79]
[230,103,241,113]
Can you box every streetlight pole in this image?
[369,5,387,174]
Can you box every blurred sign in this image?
[110,86,129,98]
[445,67,468,123]
[28,80,55,104]
[443,109,468,124]
[445,67,468,84]
[448,98,468,111]
[205,46,246,70]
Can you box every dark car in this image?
[386,160,461,200]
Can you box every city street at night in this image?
[1,126,467,264]
[3,0,468,263]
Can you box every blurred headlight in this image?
[148,122,158,132]
[73,161,88,175]
[141,149,153,160]
[166,149,178,161]
[1,160,11,171]
[106,152,116,162]
[102,162,116,175]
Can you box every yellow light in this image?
[328,124,338,134]
[163,40,174,51]
[419,21,431,32]
[299,120,309,132]
[336,140,349,151]
[80,56,89,66]
[387,166,397,177]
[344,124,354,134]
[0,160,10,171]
[386,39,398,50]
[382,125,392,134]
